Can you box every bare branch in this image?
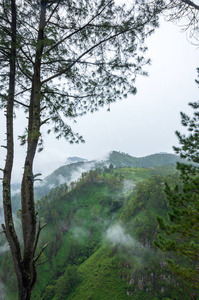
[14,87,31,97]
[34,242,49,264]
[181,0,199,10]
[36,256,54,267]
[40,117,50,126]
[0,93,29,108]
[33,221,47,257]
[14,99,29,108]
[43,90,97,98]
[16,58,32,81]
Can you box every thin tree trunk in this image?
[20,1,47,297]
[2,1,47,299]
[2,0,25,297]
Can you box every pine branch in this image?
[41,26,134,85]
[43,0,113,57]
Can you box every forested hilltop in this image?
[0,152,195,299]
[8,151,185,209]
[30,151,188,199]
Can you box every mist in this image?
[106,224,136,247]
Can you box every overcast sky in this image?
[0,17,198,183]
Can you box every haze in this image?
[0,18,198,183]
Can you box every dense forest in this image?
[0,152,196,299]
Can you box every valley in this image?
[0,152,194,299]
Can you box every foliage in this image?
[109,151,185,168]
[53,265,80,300]
[0,164,188,299]
[155,100,199,299]
[0,1,165,296]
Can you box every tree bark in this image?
[2,0,25,298]
[20,0,47,298]
[2,1,47,299]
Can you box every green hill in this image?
[1,158,194,299]
[108,151,185,168]
[34,151,185,199]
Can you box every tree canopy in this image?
[1,0,199,298]
[155,95,199,299]
[0,0,164,298]
[0,0,164,142]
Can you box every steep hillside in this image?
[108,151,185,168]
[9,151,183,215]
[1,163,192,299]
[34,160,96,198]
[34,151,185,199]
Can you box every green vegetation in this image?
[155,101,199,299]
[109,151,186,168]
[1,161,192,299]
[0,0,163,296]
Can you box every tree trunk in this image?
[2,1,47,299]
[2,0,24,297]
[20,1,47,298]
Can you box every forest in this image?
[0,151,198,299]
[0,0,199,299]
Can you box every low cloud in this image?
[106,224,136,247]
[0,281,7,300]
[123,180,136,194]
[69,162,96,184]
[0,243,9,254]
[72,226,90,242]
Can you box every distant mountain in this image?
[34,160,95,199]
[9,151,186,204]
[108,151,186,168]
[34,151,185,199]
[65,156,88,164]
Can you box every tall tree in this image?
[0,0,163,298]
[155,95,199,299]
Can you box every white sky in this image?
[0,18,198,183]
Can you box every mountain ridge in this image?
[33,151,186,199]
[8,151,186,211]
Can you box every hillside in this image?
[1,162,193,299]
[108,151,185,168]
[34,151,185,199]
[7,151,183,215]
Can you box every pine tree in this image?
[0,0,164,298]
[155,84,199,299]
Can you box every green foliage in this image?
[155,100,199,298]
[68,246,130,300]
[0,164,186,299]
[0,0,163,141]
[42,285,55,300]
[55,272,70,300]
[53,265,80,300]
[109,151,186,168]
